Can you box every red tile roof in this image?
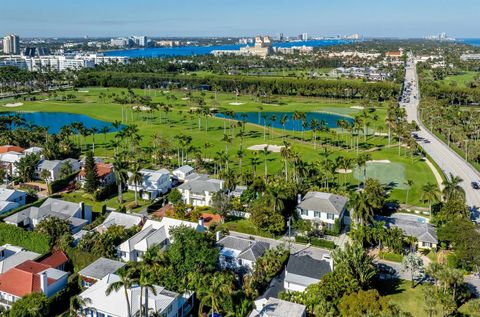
[0,261,56,297]
[40,251,68,269]
[0,145,24,154]
[79,163,113,178]
[200,213,222,227]
[152,204,174,218]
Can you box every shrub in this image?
[93,183,117,201]
[295,235,309,244]
[49,171,80,194]
[310,237,336,249]
[0,223,50,254]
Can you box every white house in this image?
[0,245,40,274]
[4,198,92,234]
[250,297,306,317]
[35,158,81,181]
[117,218,204,262]
[0,188,26,215]
[172,165,194,181]
[296,192,348,230]
[0,151,24,177]
[0,259,68,308]
[128,168,172,200]
[79,273,194,317]
[177,174,224,207]
[217,235,269,271]
[284,254,333,292]
[94,211,144,234]
[78,257,125,288]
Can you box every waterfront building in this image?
[2,35,20,55]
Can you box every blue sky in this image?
[1,0,479,38]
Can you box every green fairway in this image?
[354,162,407,189]
[0,87,437,206]
[441,71,478,88]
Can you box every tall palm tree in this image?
[442,173,465,201]
[197,272,235,317]
[350,191,375,226]
[69,295,92,317]
[138,269,157,317]
[113,155,129,204]
[262,146,269,177]
[105,269,134,317]
[404,179,414,206]
[281,141,291,181]
[129,161,143,207]
[421,183,441,213]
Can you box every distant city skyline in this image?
[1,0,480,38]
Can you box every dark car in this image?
[472,181,480,190]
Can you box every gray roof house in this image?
[4,198,92,234]
[95,211,144,234]
[0,188,27,215]
[249,297,306,317]
[178,174,224,207]
[217,235,270,271]
[35,158,81,181]
[0,244,40,274]
[79,257,125,287]
[297,191,348,230]
[172,165,194,181]
[284,254,333,292]
[375,214,438,249]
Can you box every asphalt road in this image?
[401,53,480,222]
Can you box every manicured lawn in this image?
[379,252,404,262]
[377,279,442,317]
[61,190,150,213]
[441,71,478,88]
[0,87,438,206]
[221,217,275,238]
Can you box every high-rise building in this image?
[132,36,148,47]
[3,35,20,55]
[301,33,308,41]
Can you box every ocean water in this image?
[104,39,353,58]
[458,38,480,46]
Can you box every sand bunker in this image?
[182,97,190,100]
[248,144,284,153]
[229,102,244,106]
[78,90,89,93]
[133,106,151,111]
[350,106,364,110]
[336,169,353,174]
[3,103,23,108]
[374,132,389,136]
[367,160,391,164]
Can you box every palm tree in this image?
[129,161,143,207]
[404,179,414,206]
[197,272,235,317]
[280,114,288,139]
[40,169,51,194]
[280,141,291,181]
[105,269,134,317]
[442,173,465,201]
[350,191,375,226]
[262,146,269,178]
[421,183,441,213]
[250,153,260,177]
[236,149,245,172]
[69,295,92,317]
[138,269,157,317]
[113,155,129,204]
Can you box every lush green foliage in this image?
[9,293,50,317]
[78,224,140,258]
[34,216,71,249]
[0,223,50,254]
[83,150,100,193]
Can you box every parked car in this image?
[471,181,480,190]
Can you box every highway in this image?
[400,52,480,221]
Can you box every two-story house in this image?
[36,158,81,181]
[79,273,194,317]
[177,173,224,207]
[77,162,116,188]
[296,191,348,230]
[217,235,270,271]
[0,188,27,215]
[117,217,204,262]
[128,168,172,200]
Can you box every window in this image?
[326,223,334,230]
[299,209,308,216]
[327,213,335,220]
[422,242,432,248]
[314,211,321,218]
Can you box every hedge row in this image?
[48,171,80,194]
[295,235,336,249]
[0,223,50,254]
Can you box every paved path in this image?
[401,52,480,222]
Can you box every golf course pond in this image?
[0,111,118,134]
[215,111,354,131]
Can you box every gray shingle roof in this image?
[178,178,223,194]
[375,215,438,244]
[297,191,347,215]
[238,241,270,262]
[249,297,306,317]
[79,257,125,280]
[217,236,269,262]
[174,165,193,174]
[286,254,332,280]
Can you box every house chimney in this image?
[322,254,334,271]
[215,231,222,242]
[40,271,48,295]
[79,202,85,220]
[198,217,205,228]
[297,194,302,204]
